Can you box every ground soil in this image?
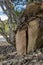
[0,42,43,65]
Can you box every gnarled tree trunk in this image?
[27,18,39,53]
[16,30,26,55]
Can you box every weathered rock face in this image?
[27,18,39,53]
[20,2,42,21]
[16,2,43,55]
[16,30,26,55]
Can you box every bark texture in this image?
[27,18,39,53]
[16,30,26,55]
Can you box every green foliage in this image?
[15,10,20,16]
[5,24,9,33]
[12,22,17,31]
[4,20,9,33]
[0,20,17,35]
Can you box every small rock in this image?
[31,60,37,63]
[34,62,41,65]
[38,54,43,60]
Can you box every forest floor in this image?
[0,42,43,65]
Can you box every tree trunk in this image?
[27,18,39,53]
[16,30,26,55]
